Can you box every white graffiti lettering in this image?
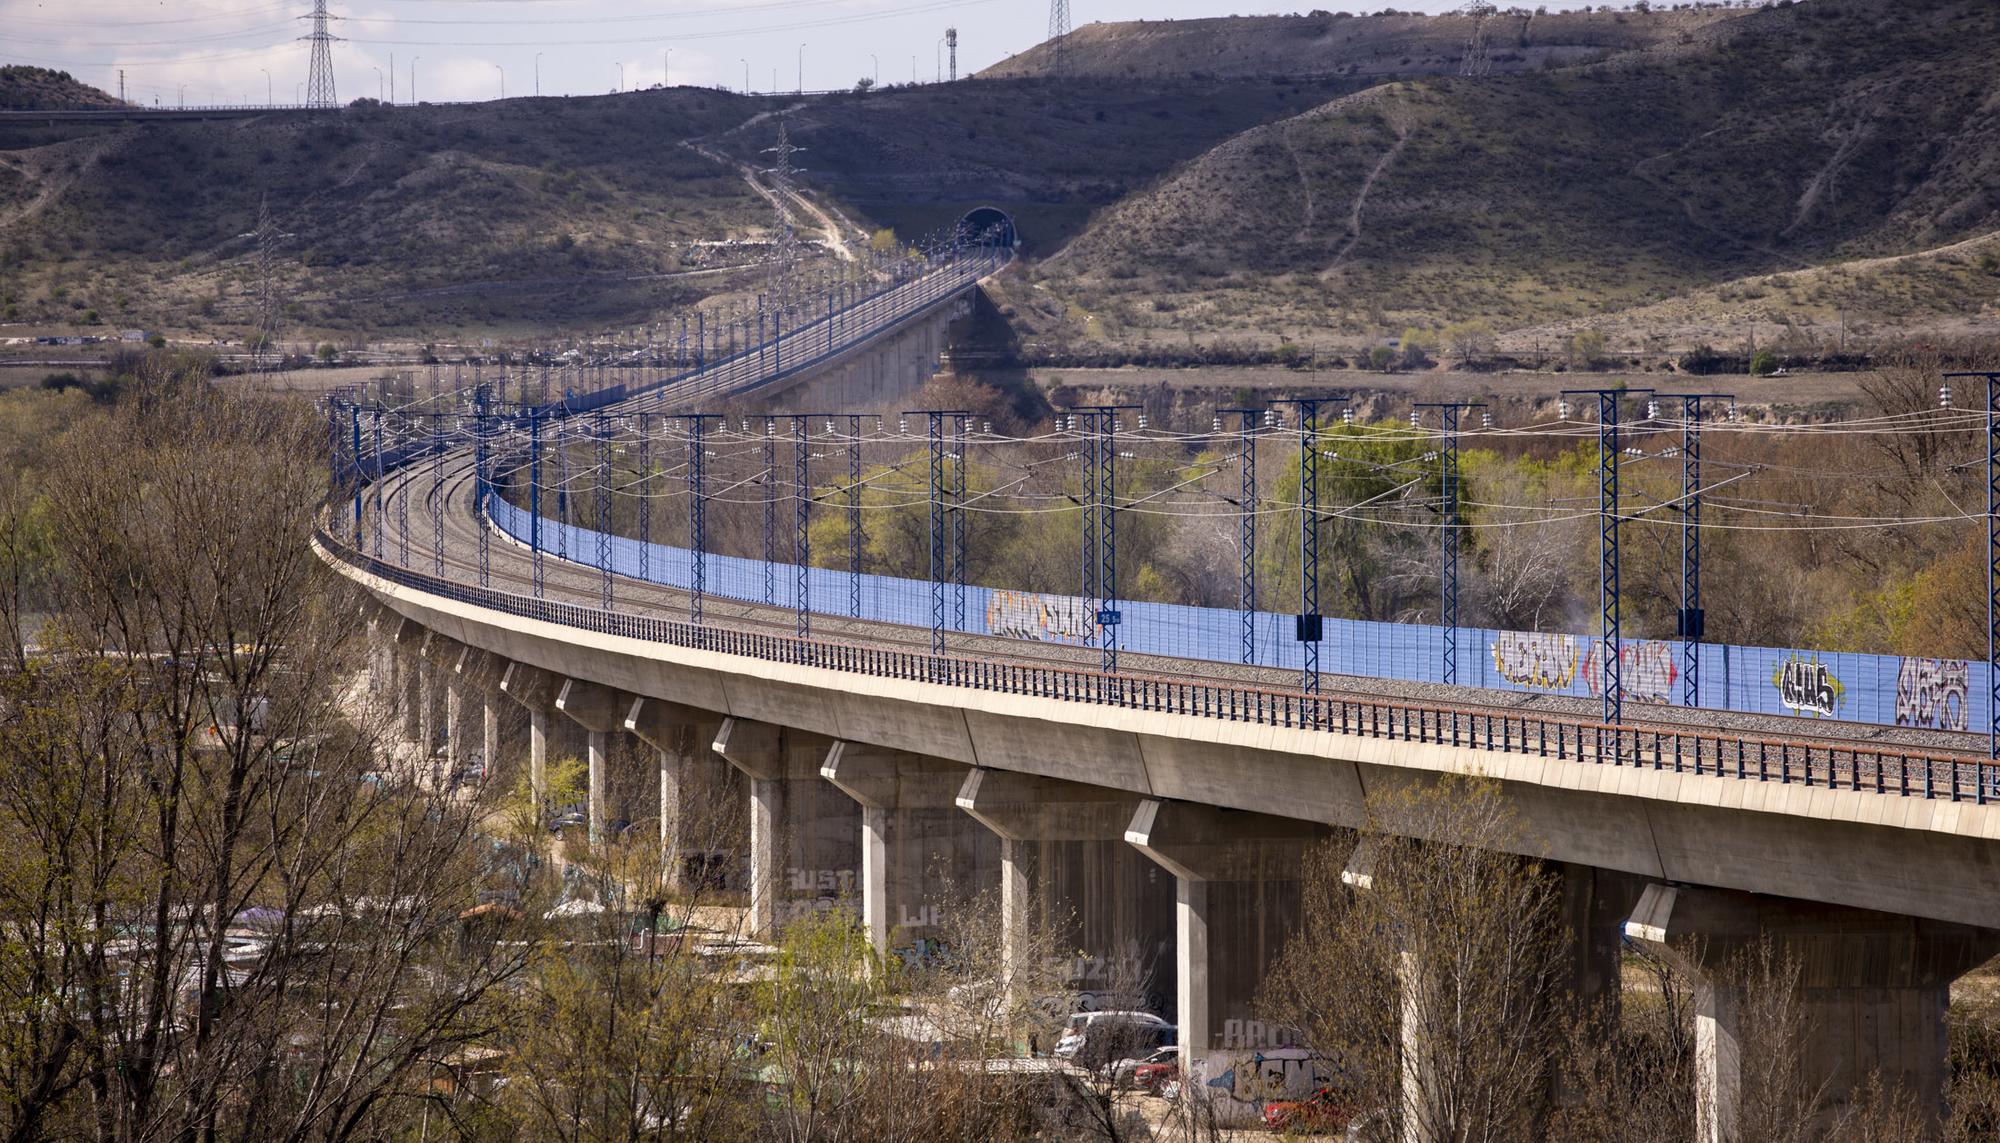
[1584,640,1680,703]
[1896,657,1969,731]
[1775,657,1842,718]
[1198,1048,1335,1110]
[987,589,1097,645]
[787,867,856,895]
[1218,1019,1304,1051]
[1491,631,1579,691]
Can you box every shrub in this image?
[1749,349,1779,376]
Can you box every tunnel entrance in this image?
[959,206,1018,248]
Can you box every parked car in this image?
[1108,1045,1178,1092]
[1053,1011,1174,1069]
[1262,1086,1355,1134]
[1132,1053,1180,1094]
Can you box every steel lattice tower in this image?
[301,0,341,109]
[946,28,958,82]
[1048,0,1072,77]
[1459,0,1495,78]
[762,121,804,293]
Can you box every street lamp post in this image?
[494,63,505,100]
[410,57,418,104]
[373,67,383,102]
[797,43,805,94]
[870,54,878,84]
[616,62,624,92]
[535,52,542,96]
[741,58,750,95]
[178,84,186,109]
[260,68,271,107]
[665,48,672,87]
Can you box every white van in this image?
[1052,1010,1174,1067]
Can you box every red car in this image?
[1262,1086,1354,1134]
[1131,1057,1178,1094]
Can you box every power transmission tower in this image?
[946,28,958,82]
[1459,0,1495,78]
[1047,0,1072,78]
[251,195,284,374]
[762,119,805,296]
[300,0,341,109]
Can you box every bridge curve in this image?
[318,236,2000,1129]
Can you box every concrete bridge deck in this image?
[322,240,2000,1135]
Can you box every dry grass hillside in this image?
[0,91,775,340]
[0,66,122,111]
[980,6,1744,82]
[712,77,1359,255]
[1028,0,2000,352]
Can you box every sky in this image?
[3,0,1614,108]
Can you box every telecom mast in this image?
[947,28,958,82]
[301,0,341,108]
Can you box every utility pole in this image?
[1947,372,2000,768]
[1276,398,1344,699]
[1219,408,1263,665]
[908,410,971,665]
[1415,402,1486,687]
[1563,388,1652,729]
[1664,393,1731,708]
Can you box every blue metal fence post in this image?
[1219,408,1262,665]
[951,413,968,635]
[529,407,545,598]
[1275,398,1343,696]
[594,410,613,609]
[1415,402,1486,686]
[350,403,364,550]
[793,414,813,638]
[1564,387,1652,728]
[687,414,719,625]
[763,418,778,604]
[1671,392,1731,708]
[637,412,652,584]
[848,414,863,618]
[472,389,490,588]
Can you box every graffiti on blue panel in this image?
[1774,656,1844,718]
[986,589,1096,645]
[1490,631,1579,691]
[1584,640,1679,703]
[1895,657,1969,731]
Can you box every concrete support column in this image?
[444,671,465,776]
[714,718,786,938]
[416,652,437,784]
[1125,798,1326,1083]
[499,662,558,808]
[1623,882,2000,1139]
[821,741,988,963]
[626,696,725,894]
[482,697,500,778]
[556,678,628,847]
[957,768,1170,1024]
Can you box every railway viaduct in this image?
[320,221,2000,1138]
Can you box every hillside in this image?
[0,92,776,339]
[1026,0,2000,351]
[708,76,1356,255]
[981,7,1743,82]
[0,78,1346,341]
[0,66,123,111]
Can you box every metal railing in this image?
[319,527,2000,807]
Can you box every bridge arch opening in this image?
[959,206,1017,249]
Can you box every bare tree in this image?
[1261,775,1568,1143]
